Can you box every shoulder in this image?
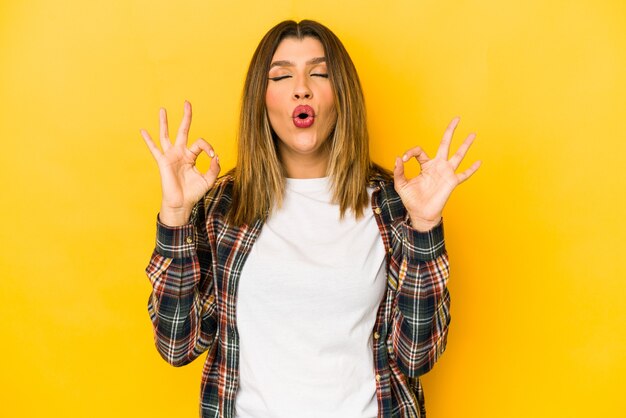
[368,163,407,221]
[202,170,236,219]
[367,162,396,196]
[367,162,395,189]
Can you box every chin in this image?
[275,130,320,152]
[286,142,321,155]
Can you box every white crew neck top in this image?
[234,177,387,418]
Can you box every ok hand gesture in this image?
[140,101,220,226]
[393,117,481,232]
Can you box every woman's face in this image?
[265,36,337,177]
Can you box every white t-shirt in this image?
[234,177,387,418]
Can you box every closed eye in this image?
[269,74,328,81]
[268,75,291,81]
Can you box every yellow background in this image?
[1,0,624,416]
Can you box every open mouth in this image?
[292,105,315,128]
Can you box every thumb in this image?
[393,157,408,189]
[202,154,221,187]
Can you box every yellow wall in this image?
[1,0,624,416]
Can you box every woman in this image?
[140,20,480,418]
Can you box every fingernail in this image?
[209,150,215,157]
[216,155,219,163]
[402,154,408,162]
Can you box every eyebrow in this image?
[269,56,327,69]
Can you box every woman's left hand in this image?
[393,117,481,232]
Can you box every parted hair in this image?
[228,19,388,226]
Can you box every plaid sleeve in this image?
[392,219,451,378]
[154,216,196,259]
[145,199,218,367]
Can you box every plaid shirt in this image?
[146,172,450,418]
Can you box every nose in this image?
[293,76,313,100]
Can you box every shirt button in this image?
[374,332,380,340]
[185,236,193,244]
[375,374,381,382]
[374,207,382,215]
[387,247,393,254]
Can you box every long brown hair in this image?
[228,20,387,226]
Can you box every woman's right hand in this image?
[140,101,220,226]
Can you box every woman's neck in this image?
[279,149,330,179]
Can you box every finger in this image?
[393,156,408,189]
[402,146,430,165]
[449,132,477,169]
[176,100,192,146]
[140,129,162,161]
[188,138,220,188]
[436,116,460,160]
[187,138,215,162]
[159,108,171,151]
[203,153,221,186]
[456,160,482,184]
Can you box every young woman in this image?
[140,20,480,418]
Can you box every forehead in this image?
[271,36,326,63]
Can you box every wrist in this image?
[408,214,441,232]
[159,206,192,227]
